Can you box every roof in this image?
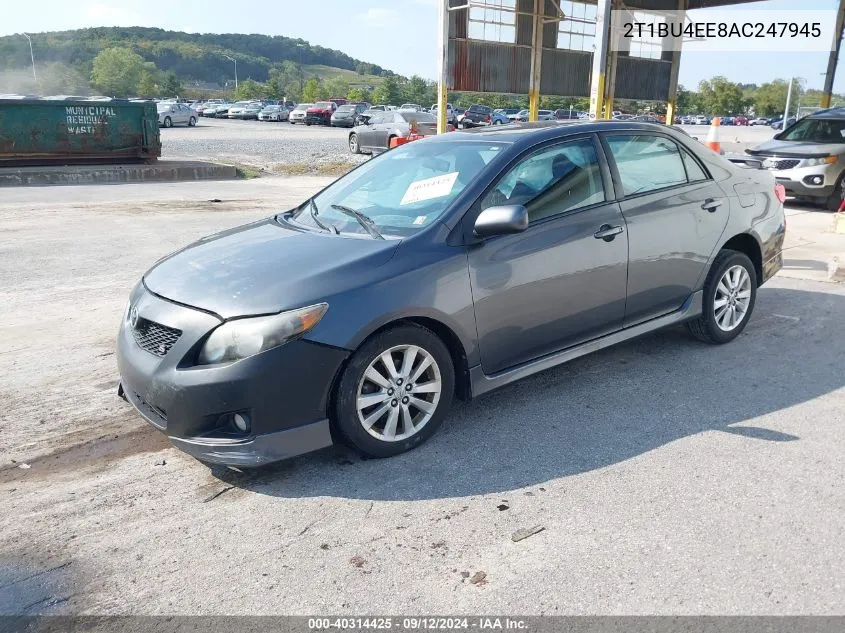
[807,107,845,119]
[429,120,680,146]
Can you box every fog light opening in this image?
[233,413,250,433]
[804,175,824,186]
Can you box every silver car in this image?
[157,102,196,128]
[348,110,437,155]
[227,101,257,119]
[747,108,845,210]
[259,105,290,122]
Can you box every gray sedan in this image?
[157,102,196,128]
[118,121,785,467]
[348,111,437,154]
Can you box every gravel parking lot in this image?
[1,176,843,616]
[163,117,362,172]
[160,118,779,172]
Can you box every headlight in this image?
[197,303,328,365]
[802,156,837,167]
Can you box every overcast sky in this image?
[2,0,843,93]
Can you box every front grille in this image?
[132,317,182,357]
[766,158,801,170]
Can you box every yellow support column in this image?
[589,0,611,119]
[822,0,845,110]
[528,0,544,121]
[437,0,449,134]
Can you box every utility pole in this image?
[22,33,36,86]
[297,44,305,94]
[782,77,793,130]
[224,55,238,90]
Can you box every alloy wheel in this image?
[356,345,442,442]
[714,265,752,332]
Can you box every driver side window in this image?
[480,138,606,222]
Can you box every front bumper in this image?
[117,285,349,466]
[331,118,355,127]
[759,160,841,198]
[306,114,331,125]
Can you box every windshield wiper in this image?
[330,204,384,240]
[310,198,338,234]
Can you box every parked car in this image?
[734,115,748,126]
[491,110,510,125]
[306,101,337,126]
[721,116,736,126]
[329,98,348,107]
[749,117,770,126]
[694,115,711,125]
[118,121,785,466]
[515,109,554,122]
[460,104,493,127]
[430,103,457,125]
[289,103,312,125]
[202,103,230,118]
[399,103,423,112]
[499,108,522,121]
[227,101,258,119]
[555,109,582,120]
[748,107,845,210]
[259,105,290,122]
[332,103,370,128]
[771,116,797,130]
[157,102,196,128]
[631,115,661,123]
[195,99,224,116]
[348,111,438,155]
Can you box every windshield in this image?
[294,103,312,111]
[337,105,355,112]
[288,141,506,238]
[779,118,845,143]
[314,102,332,109]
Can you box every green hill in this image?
[0,27,394,95]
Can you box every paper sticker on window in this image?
[400,172,459,206]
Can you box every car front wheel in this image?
[188,117,196,127]
[333,324,455,458]
[686,249,757,344]
[162,117,172,128]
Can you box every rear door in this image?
[601,132,729,326]
[356,113,384,150]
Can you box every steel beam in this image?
[437,0,450,133]
[589,0,613,119]
[822,0,845,109]
[528,0,544,121]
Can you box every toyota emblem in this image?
[129,306,139,329]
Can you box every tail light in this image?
[486,115,491,123]
[774,183,786,204]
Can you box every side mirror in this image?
[473,205,529,237]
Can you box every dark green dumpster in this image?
[0,98,161,165]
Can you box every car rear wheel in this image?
[163,117,172,128]
[686,249,757,344]
[333,324,455,458]
[349,133,360,154]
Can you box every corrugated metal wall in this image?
[445,0,691,100]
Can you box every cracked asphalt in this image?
[0,178,843,615]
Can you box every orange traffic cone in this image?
[705,117,721,153]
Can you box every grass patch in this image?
[273,161,359,177]
[234,165,262,179]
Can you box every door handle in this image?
[594,224,624,242]
[701,198,723,212]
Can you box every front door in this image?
[466,136,629,375]
[601,133,730,326]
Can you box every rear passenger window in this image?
[605,135,688,196]
[681,148,708,182]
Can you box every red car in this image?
[305,101,336,126]
[734,115,748,126]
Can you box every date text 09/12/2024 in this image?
[308,617,528,630]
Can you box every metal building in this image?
[435,0,845,132]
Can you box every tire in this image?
[686,249,757,344]
[188,117,196,127]
[333,324,455,459]
[163,117,172,128]
[349,133,361,154]
[824,173,845,211]
[306,122,311,126]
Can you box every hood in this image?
[307,107,332,114]
[143,218,399,319]
[748,139,845,157]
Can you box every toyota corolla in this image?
[117,122,785,467]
